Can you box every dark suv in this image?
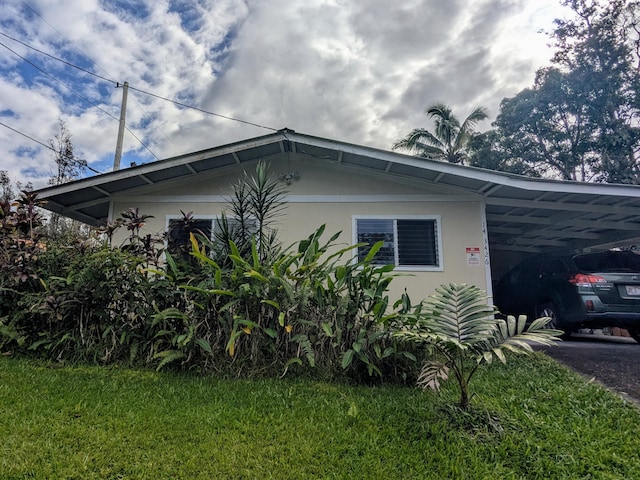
[494,250,640,342]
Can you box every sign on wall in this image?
[466,247,481,266]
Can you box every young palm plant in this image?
[395,283,561,409]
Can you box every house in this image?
[34,128,640,303]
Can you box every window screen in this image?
[397,219,438,266]
[356,217,440,268]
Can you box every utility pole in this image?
[113,81,129,171]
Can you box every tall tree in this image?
[480,0,640,183]
[0,170,14,204]
[48,118,87,186]
[393,103,488,164]
[47,119,90,239]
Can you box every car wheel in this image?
[628,328,640,344]
[537,302,571,339]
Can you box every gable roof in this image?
[34,128,640,254]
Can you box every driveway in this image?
[536,333,640,406]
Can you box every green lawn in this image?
[1,353,639,479]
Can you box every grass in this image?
[1,354,639,479]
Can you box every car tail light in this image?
[568,273,607,286]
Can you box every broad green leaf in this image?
[341,349,355,369]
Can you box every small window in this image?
[167,218,214,258]
[354,216,442,270]
[166,216,258,257]
[168,219,212,246]
[213,217,259,244]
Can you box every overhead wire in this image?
[0,121,102,174]
[0,30,279,132]
[0,30,114,84]
[19,0,179,151]
[0,38,159,160]
[19,0,117,83]
[126,85,279,131]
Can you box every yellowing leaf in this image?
[242,327,252,335]
[285,324,293,333]
[228,341,235,357]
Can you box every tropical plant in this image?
[395,283,561,409]
[393,103,488,164]
[213,160,286,265]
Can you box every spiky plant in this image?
[395,283,561,409]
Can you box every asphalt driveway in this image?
[536,333,640,406]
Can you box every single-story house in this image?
[34,128,640,303]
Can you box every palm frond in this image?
[478,315,561,364]
[420,283,497,344]
[417,360,449,392]
[393,128,445,153]
[394,283,560,409]
[459,106,488,133]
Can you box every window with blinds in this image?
[355,217,441,269]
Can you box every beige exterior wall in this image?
[110,157,491,304]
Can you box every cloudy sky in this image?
[0,0,571,189]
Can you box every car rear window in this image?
[573,251,640,273]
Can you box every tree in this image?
[47,118,90,239]
[552,0,640,183]
[467,130,542,177]
[481,0,640,183]
[49,118,87,186]
[492,67,600,181]
[0,170,14,204]
[393,103,488,164]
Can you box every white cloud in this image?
[0,0,570,189]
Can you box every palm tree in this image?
[394,283,560,409]
[393,103,488,164]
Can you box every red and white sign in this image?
[466,247,481,266]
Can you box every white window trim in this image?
[352,215,444,272]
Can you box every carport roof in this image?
[34,128,640,254]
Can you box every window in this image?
[168,218,213,247]
[354,216,442,270]
[166,215,258,256]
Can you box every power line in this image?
[0,30,279,132]
[16,2,180,151]
[0,40,119,121]
[0,120,54,151]
[0,39,159,160]
[0,30,115,84]
[127,85,279,132]
[19,0,116,83]
[0,121,102,174]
